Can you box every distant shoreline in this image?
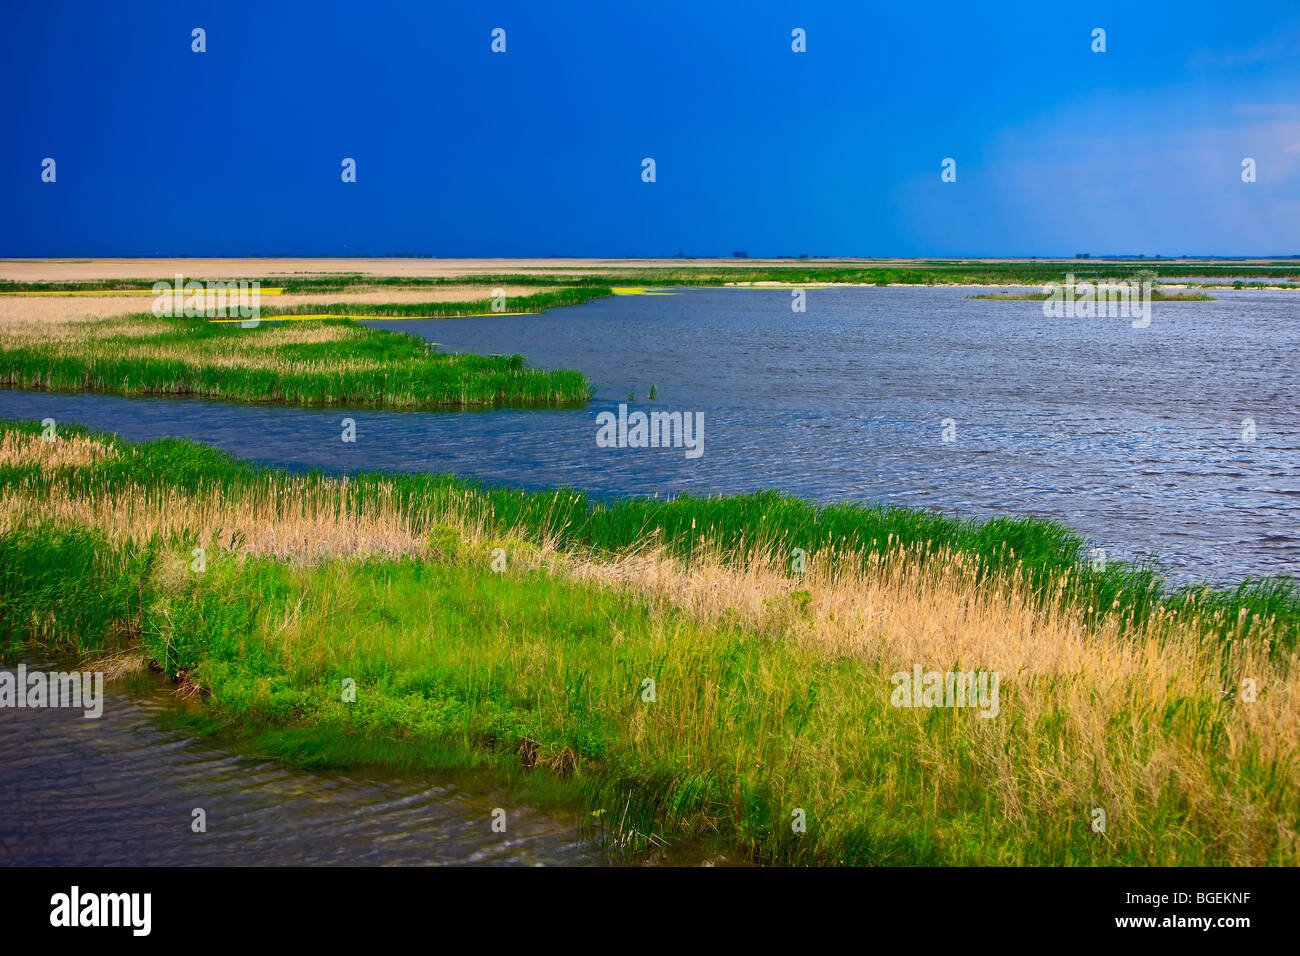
[4,256,1300,283]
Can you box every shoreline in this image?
[2,420,1296,866]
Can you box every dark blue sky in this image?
[2,1,1298,257]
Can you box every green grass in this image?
[0,522,1276,865]
[259,286,611,318]
[966,290,1216,301]
[3,419,1296,653]
[0,521,892,861]
[1,518,1292,866]
[515,262,1300,288]
[0,314,593,409]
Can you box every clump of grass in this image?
[260,286,610,318]
[0,313,592,409]
[0,522,151,654]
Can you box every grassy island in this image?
[0,296,598,409]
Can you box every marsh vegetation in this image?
[2,420,1295,865]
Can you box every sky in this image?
[2,0,1298,258]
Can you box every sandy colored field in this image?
[6,256,1285,283]
[0,285,557,329]
[0,258,861,282]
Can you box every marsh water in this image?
[0,655,613,866]
[3,286,1296,582]
[2,286,1297,865]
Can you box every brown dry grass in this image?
[0,430,120,469]
[0,310,382,373]
[0,285,554,331]
[0,480,425,564]
[4,436,1295,769]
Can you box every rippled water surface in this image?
[0,657,603,866]
[2,286,1296,582]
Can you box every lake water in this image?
[2,286,1296,583]
[0,655,606,866]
